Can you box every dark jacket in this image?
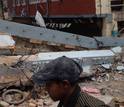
[58,85,109,107]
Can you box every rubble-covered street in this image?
[0,61,124,107]
[0,0,124,105]
[0,34,124,107]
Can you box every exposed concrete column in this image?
[101,0,113,37]
[102,15,113,37]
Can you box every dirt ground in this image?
[80,74,124,101]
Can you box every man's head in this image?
[32,56,82,101]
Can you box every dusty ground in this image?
[80,74,124,101]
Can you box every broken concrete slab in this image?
[0,64,33,90]
[0,34,15,49]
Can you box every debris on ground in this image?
[0,35,124,107]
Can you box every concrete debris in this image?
[111,46,122,54]
[116,65,124,71]
[0,49,115,63]
[27,97,56,107]
[101,64,112,70]
[0,48,123,87]
[0,64,33,91]
[0,49,120,69]
[0,34,15,49]
[101,64,124,72]
[0,55,38,66]
[0,46,123,107]
[0,86,58,107]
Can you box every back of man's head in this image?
[32,56,83,85]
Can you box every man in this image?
[32,56,109,107]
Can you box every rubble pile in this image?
[80,64,124,107]
[0,56,55,106]
[0,55,124,107]
[0,87,58,107]
[0,35,124,107]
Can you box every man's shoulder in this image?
[76,92,109,107]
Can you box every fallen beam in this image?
[0,20,124,49]
[0,48,121,67]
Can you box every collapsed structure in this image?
[0,19,123,107]
[0,0,124,106]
